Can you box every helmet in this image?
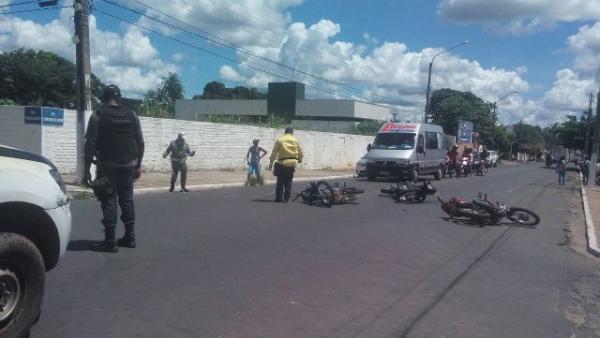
[102,85,122,103]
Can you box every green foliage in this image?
[0,49,104,109]
[511,121,544,155]
[429,88,495,146]
[197,81,266,99]
[0,98,17,105]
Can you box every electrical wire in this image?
[0,1,40,9]
[0,5,70,15]
[98,0,404,105]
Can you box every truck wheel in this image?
[0,233,45,338]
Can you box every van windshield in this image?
[372,133,416,150]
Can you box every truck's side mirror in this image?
[417,145,424,153]
[367,143,372,152]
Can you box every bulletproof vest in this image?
[171,141,187,160]
[96,107,138,163]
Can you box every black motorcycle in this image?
[381,180,437,203]
[294,181,364,207]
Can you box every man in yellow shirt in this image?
[268,127,303,202]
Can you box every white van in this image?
[366,123,446,181]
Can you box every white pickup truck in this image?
[0,145,71,337]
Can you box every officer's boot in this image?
[91,226,119,253]
[117,223,136,248]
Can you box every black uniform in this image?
[85,104,144,251]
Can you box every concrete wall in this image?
[176,99,267,121]
[0,106,373,174]
[295,99,391,121]
[139,117,372,172]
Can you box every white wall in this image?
[0,106,373,174]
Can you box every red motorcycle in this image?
[438,193,540,226]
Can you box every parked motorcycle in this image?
[438,193,540,226]
[381,180,437,203]
[472,155,487,176]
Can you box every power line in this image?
[0,0,38,9]
[93,8,348,98]
[98,0,405,105]
[0,5,70,15]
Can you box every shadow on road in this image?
[67,240,100,251]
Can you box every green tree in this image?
[196,81,266,99]
[429,88,495,146]
[0,49,104,108]
[138,73,184,118]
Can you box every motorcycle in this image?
[381,180,437,203]
[442,157,455,178]
[294,181,364,207]
[473,155,487,176]
[459,156,472,177]
[438,193,540,226]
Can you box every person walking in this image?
[268,127,303,202]
[246,139,267,186]
[163,132,196,192]
[556,156,567,186]
[84,84,145,252]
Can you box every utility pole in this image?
[74,0,92,185]
[584,93,594,158]
[589,90,600,180]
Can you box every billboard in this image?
[457,120,473,144]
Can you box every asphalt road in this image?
[32,163,600,338]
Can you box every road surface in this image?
[32,163,600,337]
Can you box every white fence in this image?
[0,106,373,174]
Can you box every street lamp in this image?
[424,40,469,123]
[490,90,519,149]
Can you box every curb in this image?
[579,172,600,257]
[63,174,356,196]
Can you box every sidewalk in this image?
[580,176,600,256]
[64,169,355,196]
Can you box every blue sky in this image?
[1,0,600,125]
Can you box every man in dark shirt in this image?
[163,132,196,192]
[84,85,145,252]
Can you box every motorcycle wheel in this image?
[345,187,364,195]
[316,181,335,207]
[507,207,540,226]
[415,192,426,203]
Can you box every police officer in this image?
[268,127,303,202]
[163,132,196,192]
[84,84,145,253]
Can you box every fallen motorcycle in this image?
[438,193,540,226]
[381,180,437,203]
[294,181,364,207]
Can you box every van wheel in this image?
[410,168,419,182]
[0,233,45,338]
[434,168,442,181]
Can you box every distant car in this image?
[0,145,71,337]
[488,150,498,167]
[355,155,367,177]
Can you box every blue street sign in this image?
[24,107,64,126]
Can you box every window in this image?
[373,133,416,150]
[425,131,438,150]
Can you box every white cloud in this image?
[567,21,600,75]
[219,65,246,82]
[543,68,595,112]
[230,19,529,123]
[0,8,176,97]
[172,52,185,62]
[438,0,600,35]
[363,32,378,45]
